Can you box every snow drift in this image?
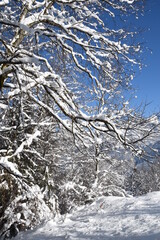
[15,191,160,240]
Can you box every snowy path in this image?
[15,192,160,240]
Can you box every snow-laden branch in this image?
[0,0,156,172]
[0,157,22,177]
[0,130,40,177]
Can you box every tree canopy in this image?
[0,0,157,174]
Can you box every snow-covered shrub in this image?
[0,172,57,239]
[57,181,89,214]
[127,160,160,196]
[95,170,127,197]
[125,140,160,196]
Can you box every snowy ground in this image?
[15,192,160,240]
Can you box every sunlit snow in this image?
[15,191,160,240]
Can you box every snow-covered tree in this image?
[126,137,160,196]
[0,0,159,237]
[0,97,60,238]
[0,0,154,160]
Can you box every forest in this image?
[0,0,159,239]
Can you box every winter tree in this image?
[0,0,159,237]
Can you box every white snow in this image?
[0,157,22,177]
[120,0,135,3]
[0,0,8,6]
[14,130,40,157]
[0,103,8,109]
[15,191,160,240]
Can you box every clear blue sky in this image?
[132,1,160,115]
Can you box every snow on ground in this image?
[15,191,160,240]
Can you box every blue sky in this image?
[131,1,160,115]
